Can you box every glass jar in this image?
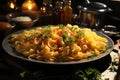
[61,0,73,24]
[39,0,53,25]
[53,0,64,24]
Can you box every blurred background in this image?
[0,0,120,37]
[0,0,114,15]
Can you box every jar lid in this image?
[81,2,111,13]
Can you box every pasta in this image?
[10,24,108,62]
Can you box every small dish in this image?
[101,25,120,37]
[0,21,14,31]
[0,21,15,36]
[6,12,39,28]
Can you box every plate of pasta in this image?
[2,24,114,65]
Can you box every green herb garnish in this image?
[80,32,85,37]
[69,26,77,30]
[88,55,95,59]
[104,78,109,80]
[20,71,26,78]
[62,33,77,44]
[62,33,68,42]
[19,67,101,80]
[67,38,77,43]
[76,31,85,38]
[69,26,74,30]
[75,68,101,80]
[46,25,52,32]
[34,33,39,37]
[51,43,55,47]
[106,46,112,50]
[109,63,117,72]
[56,56,65,62]
[58,24,64,29]
[43,34,52,38]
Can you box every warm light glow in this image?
[28,5,32,10]
[22,0,38,12]
[10,2,15,9]
[40,7,46,13]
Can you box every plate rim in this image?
[2,26,114,65]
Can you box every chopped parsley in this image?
[19,67,101,80]
[76,31,85,38]
[43,34,52,38]
[106,46,112,50]
[104,78,109,80]
[109,62,118,72]
[46,25,52,32]
[62,33,77,44]
[58,24,64,29]
[81,32,85,37]
[56,56,65,62]
[67,38,77,43]
[88,55,95,59]
[51,43,55,47]
[20,71,26,78]
[69,26,77,30]
[75,67,101,80]
[62,33,68,42]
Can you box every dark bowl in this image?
[0,21,15,37]
[6,12,39,28]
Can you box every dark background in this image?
[0,0,113,14]
[0,0,120,30]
